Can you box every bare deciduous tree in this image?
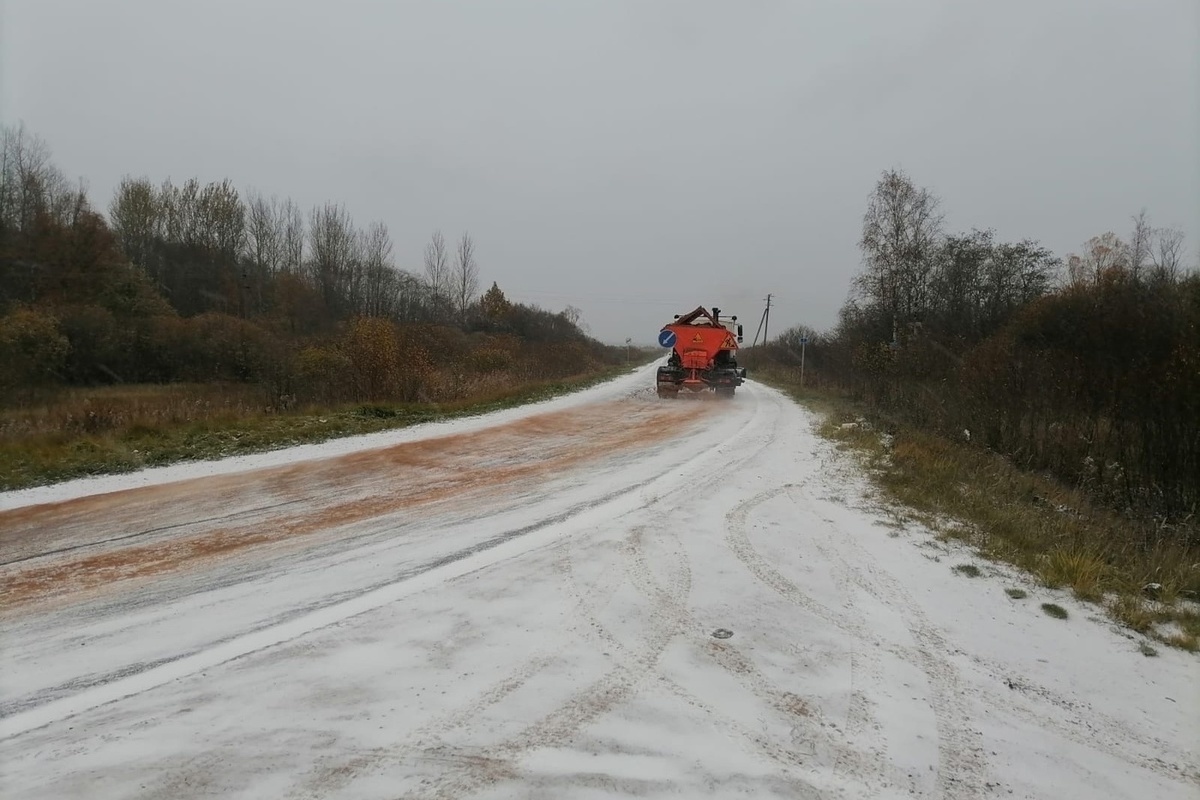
[1067,232,1129,286]
[0,127,12,232]
[245,191,282,275]
[280,198,305,273]
[108,176,160,276]
[359,220,396,317]
[196,179,245,261]
[929,228,993,338]
[308,202,357,317]
[175,178,202,247]
[983,240,1055,327]
[0,122,72,232]
[1151,226,1186,283]
[423,229,450,317]
[393,270,429,322]
[1128,210,1152,281]
[454,231,480,324]
[244,191,290,315]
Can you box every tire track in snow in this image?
[829,562,893,787]
[623,523,915,796]
[724,484,859,635]
[0,404,740,744]
[919,638,1197,784]
[561,526,832,795]
[0,483,641,736]
[290,651,560,799]
[810,534,990,798]
[2,388,773,742]
[725,485,992,798]
[803,485,1200,788]
[392,541,687,799]
[805,497,1199,788]
[625,532,834,797]
[722,471,909,760]
[964,656,1200,785]
[383,387,781,798]
[795,487,992,798]
[800,432,1199,787]
[974,684,1200,786]
[390,386,801,798]
[288,543,633,797]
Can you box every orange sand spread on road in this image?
[1,397,716,612]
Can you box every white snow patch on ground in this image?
[1,362,1196,799]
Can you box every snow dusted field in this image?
[1,363,1196,799]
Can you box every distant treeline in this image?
[755,168,1198,523]
[0,123,623,406]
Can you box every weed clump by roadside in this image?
[1164,633,1199,652]
[1041,603,1069,620]
[1005,588,1028,599]
[953,564,981,578]
[1041,547,1108,601]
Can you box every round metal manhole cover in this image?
[711,628,733,640]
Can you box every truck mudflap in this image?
[656,365,744,399]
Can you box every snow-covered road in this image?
[1,364,1196,799]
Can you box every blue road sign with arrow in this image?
[658,330,677,348]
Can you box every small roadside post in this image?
[799,336,808,387]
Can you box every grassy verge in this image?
[0,366,634,492]
[753,365,1200,651]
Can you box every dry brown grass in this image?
[0,383,272,440]
[1042,547,1110,601]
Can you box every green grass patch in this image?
[1005,588,1028,599]
[1040,603,1069,619]
[953,564,982,578]
[752,367,1200,652]
[0,367,630,492]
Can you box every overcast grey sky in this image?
[2,0,1197,344]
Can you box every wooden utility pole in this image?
[752,293,773,346]
[764,292,772,344]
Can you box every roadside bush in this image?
[295,345,353,403]
[343,317,402,401]
[56,304,121,384]
[183,312,275,382]
[0,307,70,394]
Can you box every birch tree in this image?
[855,168,943,338]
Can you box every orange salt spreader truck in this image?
[655,306,747,398]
